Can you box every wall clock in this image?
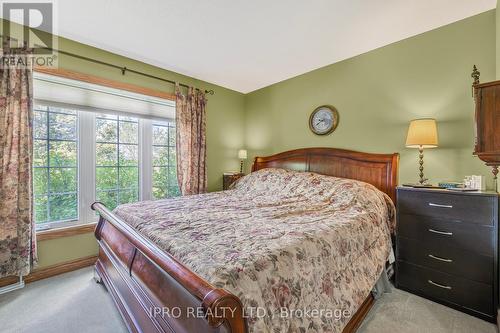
[309,105,339,135]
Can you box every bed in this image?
[92,147,399,333]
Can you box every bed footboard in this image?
[92,202,247,333]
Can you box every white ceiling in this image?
[12,1,500,93]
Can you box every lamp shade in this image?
[405,118,438,148]
[238,149,248,159]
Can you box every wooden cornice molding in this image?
[0,255,97,289]
[35,67,176,101]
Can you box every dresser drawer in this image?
[398,236,493,284]
[398,213,494,256]
[398,190,495,225]
[397,261,494,316]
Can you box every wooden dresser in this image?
[396,187,499,322]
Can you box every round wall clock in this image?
[309,105,339,135]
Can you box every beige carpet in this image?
[0,267,496,333]
[0,267,127,333]
[359,288,497,333]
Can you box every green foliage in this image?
[96,190,117,210]
[33,108,78,224]
[119,167,138,188]
[168,148,176,165]
[153,146,168,166]
[119,121,138,144]
[49,141,77,166]
[33,168,48,195]
[49,168,77,192]
[95,117,140,211]
[152,165,178,199]
[151,123,179,200]
[153,125,168,145]
[49,194,77,221]
[119,145,138,166]
[119,189,138,205]
[96,143,117,166]
[96,167,118,189]
[49,113,77,140]
[34,196,48,222]
[34,111,47,138]
[33,140,48,166]
[96,118,117,142]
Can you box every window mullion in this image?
[78,111,96,224]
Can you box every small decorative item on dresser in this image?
[238,149,247,173]
[464,175,486,190]
[437,181,464,189]
[396,186,498,322]
[405,118,438,185]
[223,172,244,190]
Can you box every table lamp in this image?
[238,149,247,173]
[406,118,438,185]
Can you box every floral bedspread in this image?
[114,168,395,333]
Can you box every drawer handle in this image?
[428,254,453,263]
[428,279,452,290]
[428,203,453,208]
[428,228,453,236]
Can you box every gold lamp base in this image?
[417,146,429,185]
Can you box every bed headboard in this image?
[252,147,399,203]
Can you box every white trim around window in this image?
[33,101,177,231]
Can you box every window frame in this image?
[33,103,80,231]
[151,121,179,199]
[94,114,141,211]
[33,100,177,232]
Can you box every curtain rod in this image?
[44,48,215,95]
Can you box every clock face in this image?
[309,106,339,135]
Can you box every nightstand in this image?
[395,186,499,322]
[223,173,244,190]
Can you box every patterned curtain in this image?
[0,50,37,278]
[175,85,207,195]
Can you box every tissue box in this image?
[471,175,486,190]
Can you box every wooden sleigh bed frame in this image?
[92,147,399,333]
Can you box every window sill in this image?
[36,222,97,242]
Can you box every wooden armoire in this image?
[472,66,500,187]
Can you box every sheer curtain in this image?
[0,49,37,278]
[175,85,207,195]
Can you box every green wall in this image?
[34,36,245,268]
[37,233,97,268]
[497,1,500,78]
[245,11,496,189]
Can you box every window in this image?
[152,121,180,199]
[33,105,79,225]
[32,105,179,230]
[95,114,139,211]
